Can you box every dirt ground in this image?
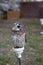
[0,19,43,65]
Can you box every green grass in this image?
[0,19,43,65]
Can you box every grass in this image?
[0,19,43,65]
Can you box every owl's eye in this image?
[17,25,20,28]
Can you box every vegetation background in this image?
[0,19,43,65]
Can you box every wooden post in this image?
[7,10,20,20]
